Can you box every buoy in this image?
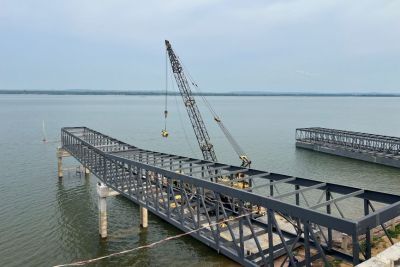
[42,120,48,143]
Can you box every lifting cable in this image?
[180,61,250,166]
[172,71,197,156]
[162,50,169,138]
[162,51,198,157]
[53,199,259,267]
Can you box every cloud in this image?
[1,1,399,50]
[0,0,399,91]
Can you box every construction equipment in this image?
[164,40,251,168]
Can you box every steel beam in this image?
[60,127,400,267]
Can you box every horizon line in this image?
[1,89,400,97]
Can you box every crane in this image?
[164,40,251,168]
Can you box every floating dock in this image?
[296,127,400,168]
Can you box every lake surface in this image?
[1,95,399,266]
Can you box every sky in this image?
[0,0,399,93]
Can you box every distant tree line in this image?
[0,89,399,97]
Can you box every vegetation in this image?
[359,224,400,255]
[360,236,384,254]
[387,224,400,239]
[328,259,343,267]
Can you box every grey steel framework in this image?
[61,127,400,266]
[296,127,400,168]
[165,40,251,168]
[165,40,218,163]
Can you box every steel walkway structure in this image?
[296,127,400,168]
[61,127,400,266]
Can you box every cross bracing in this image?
[61,127,400,266]
[296,127,400,156]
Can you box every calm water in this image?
[1,95,400,267]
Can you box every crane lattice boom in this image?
[165,40,218,162]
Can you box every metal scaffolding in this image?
[296,127,400,168]
[61,127,400,266]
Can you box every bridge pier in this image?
[58,157,62,178]
[97,182,108,238]
[84,167,90,179]
[140,206,148,228]
[56,147,70,178]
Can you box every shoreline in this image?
[1,90,400,97]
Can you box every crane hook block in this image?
[239,155,251,167]
[161,130,169,138]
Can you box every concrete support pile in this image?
[97,182,108,238]
[57,147,70,178]
[140,206,148,228]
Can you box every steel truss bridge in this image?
[61,127,400,266]
[296,127,400,168]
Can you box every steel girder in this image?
[296,127,400,155]
[61,127,400,266]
